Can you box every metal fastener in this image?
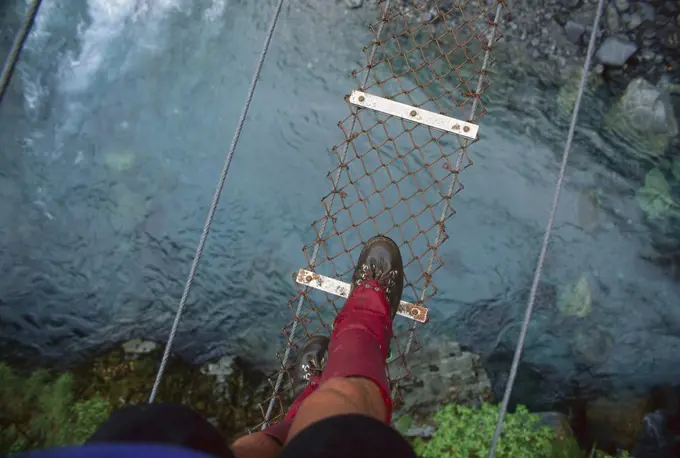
[374,286,380,292]
[410,110,417,117]
[463,126,470,132]
[358,95,365,102]
[410,308,419,317]
[306,276,312,282]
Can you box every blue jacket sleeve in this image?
[17,444,220,458]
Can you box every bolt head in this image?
[358,96,365,102]
[410,110,417,117]
[463,126,470,132]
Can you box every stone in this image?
[617,77,678,134]
[564,20,586,43]
[607,5,621,32]
[122,338,158,355]
[344,0,362,8]
[615,0,629,12]
[638,2,656,21]
[596,36,638,66]
[628,12,643,29]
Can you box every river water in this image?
[1,0,679,408]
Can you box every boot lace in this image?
[355,260,399,293]
[300,354,327,381]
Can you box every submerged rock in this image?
[103,150,135,172]
[569,323,614,366]
[558,274,592,318]
[576,188,602,232]
[636,168,675,220]
[556,68,603,115]
[596,37,638,66]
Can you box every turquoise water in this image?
[1,0,679,407]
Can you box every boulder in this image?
[603,77,678,157]
[564,20,586,43]
[596,37,638,66]
[586,394,653,450]
[397,340,493,414]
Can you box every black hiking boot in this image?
[350,234,404,319]
[292,335,329,394]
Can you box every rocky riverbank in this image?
[347,0,679,93]
[3,338,679,456]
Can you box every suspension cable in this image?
[149,0,287,402]
[261,0,393,426]
[487,0,604,455]
[0,0,43,105]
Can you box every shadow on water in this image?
[1,0,680,415]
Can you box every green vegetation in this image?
[0,363,112,453]
[409,403,630,458]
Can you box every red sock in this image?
[320,280,393,422]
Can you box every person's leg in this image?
[287,235,403,442]
[229,432,280,458]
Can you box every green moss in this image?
[1,342,269,454]
[0,364,112,452]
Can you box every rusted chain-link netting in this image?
[255,0,506,430]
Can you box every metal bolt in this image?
[306,276,312,282]
[374,286,380,292]
[411,309,419,316]
[358,96,365,102]
[410,110,417,117]
[463,126,470,133]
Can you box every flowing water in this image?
[1,0,679,408]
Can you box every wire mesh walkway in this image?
[256,0,506,429]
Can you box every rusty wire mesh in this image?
[253,0,506,430]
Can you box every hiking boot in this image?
[292,335,329,395]
[350,234,404,318]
